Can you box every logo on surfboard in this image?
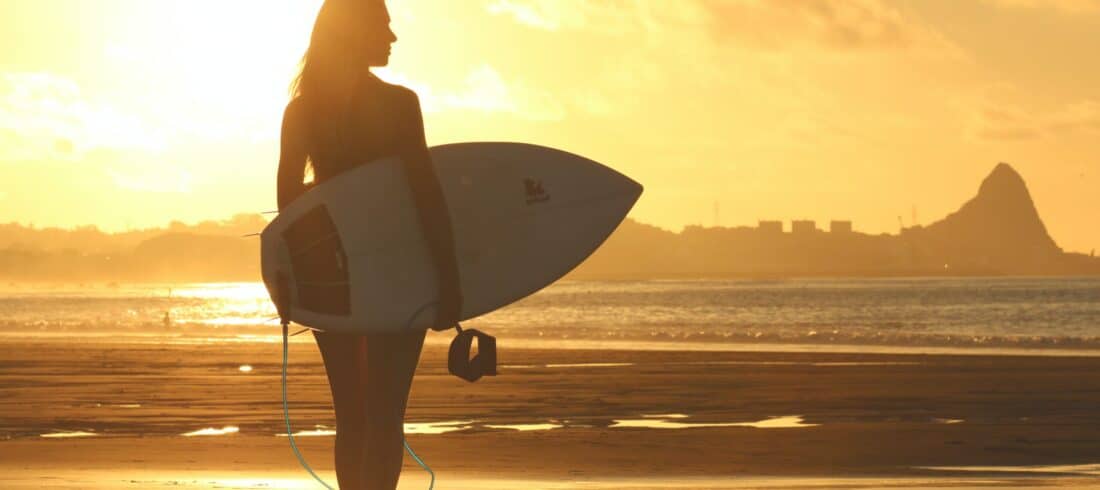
[524,178,550,205]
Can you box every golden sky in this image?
[1,0,1098,253]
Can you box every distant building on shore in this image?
[757,220,783,234]
[792,220,816,234]
[830,220,853,234]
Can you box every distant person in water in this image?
[276,1,463,488]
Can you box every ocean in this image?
[2,277,1098,353]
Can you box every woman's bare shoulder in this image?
[284,96,307,119]
[281,97,309,135]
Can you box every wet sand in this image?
[3,336,1100,488]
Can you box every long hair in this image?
[290,0,384,177]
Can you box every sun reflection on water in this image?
[171,283,269,300]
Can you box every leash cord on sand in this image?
[282,322,335,489]
[282,322,435,489]
[404,433,436,488]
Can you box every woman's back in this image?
[282,75,419,198]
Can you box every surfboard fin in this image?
[447,324,497,383]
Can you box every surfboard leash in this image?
[403,433,436,488]
[282,320,336,490]
[278,273,436,489]
[259,218,439,488]
[276,286,493,489]
[281,320,437,489]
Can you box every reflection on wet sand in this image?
[39,431,98,438]
[37,415,824,441]
[274,421,481,437]
[274,415,815,435]
[506,362,636,369]
[916,463,1100,476]
[403,420,476,434]
[610,415,818,430]
[8,339,1100,489]
[502,360,923,370]
[181,426,239,437]
[483,422,564,431]
[0,471,1088,490]
[275,429,334,437]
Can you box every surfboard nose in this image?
[598,156,643,208]
[624,175,644,201]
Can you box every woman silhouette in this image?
[277,1,462,488]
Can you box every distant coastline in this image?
[568,163,1099,279]
[2,163,1098,282]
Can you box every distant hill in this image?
[1,164,1097,282]
[0,214,266,282]
[902,163,1062,273]
[0,213,268,253]
[132,233,258,280]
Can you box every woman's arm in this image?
[277,99,308,211]
[401,91,463,329]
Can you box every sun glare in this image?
[172,283,268,301]
[98,1,323,143]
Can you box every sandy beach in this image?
[3,336,1100,489]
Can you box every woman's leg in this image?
[361,329,427,490]
[314,330,369,490]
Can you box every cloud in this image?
[482,0,967,123]
[0,72,166,162]
[486,0,648,34]
[100,149,194,193]
[109,167,193,193]
[444,65,566,120]
[376,65,566,121]
[969,98,1100,140]
[442,65,515,112]
[486,0,567,30]
[487,0,963,56]
[984,0,1100,13]
[1048,100,1100,132]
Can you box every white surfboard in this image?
[261,142,642,334]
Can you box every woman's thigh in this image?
[314,329,426,427]
[313,331,369,423]
[364,330,427,419]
